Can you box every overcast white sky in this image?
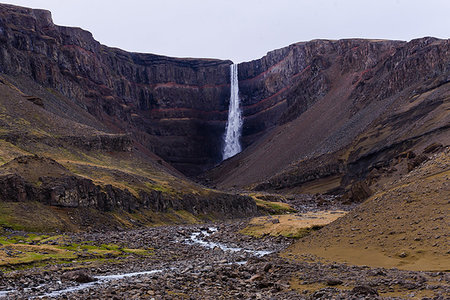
[2,0,449,62]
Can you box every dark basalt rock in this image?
[62,270,97,283]
[207,36,449,191]
[340,181,372,204]
[0,173,257,217]
[350,285,379,296]
[0,3,448,200]
[0,132,132,152]
[0,174,31,202]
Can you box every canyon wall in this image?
[0,4,232,175]
[0,4,447,182]
[236,39,405,146]
[207,38,449,190]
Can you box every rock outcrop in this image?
[207,38,449,190]
[0,4,232,175]
[0,3,448,199]
[0,156,257,218]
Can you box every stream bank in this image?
[0,221,448,299]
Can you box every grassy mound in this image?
[241,211,346,238]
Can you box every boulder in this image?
[61,270,97,283]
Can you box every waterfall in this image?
[222,64,243,160]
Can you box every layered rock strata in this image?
[0,156,257,217]
[0,4,231,175]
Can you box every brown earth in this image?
[240,210,347,238]
[283,148,450,271]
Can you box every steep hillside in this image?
[0,3,448,233]
[0,3,233,175]
[2,3,447,185]
[0,63,257,231]
[206,38,449,195]
[284,148,449,271]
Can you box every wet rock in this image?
[61,270,97,283]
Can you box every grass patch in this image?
[0,233,154,271]
[0,202,65,232]
[284,225,324,238]
[0,139,30,165]
[173,210,201,224]
[252,196,296,215]
[240,211,346,238]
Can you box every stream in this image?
[185,227,272,257]
[0,226,275,299]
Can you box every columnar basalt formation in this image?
[0,156,257,217]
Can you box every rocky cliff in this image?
[0,4,233,175]
[0,155,257,218]
[236,39,404,146]
[207,38,449,193]
[0,3,448,203]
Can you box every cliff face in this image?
[0,156,257,218]
[236,39,404,146]
[0,3,448,186]
[0,4,232,175]
[207,37,449,190]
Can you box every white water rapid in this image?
[222,63,243,160]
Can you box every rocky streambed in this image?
[0,221,448,299]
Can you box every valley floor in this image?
[0,219,448,300]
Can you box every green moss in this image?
[173,210,201,224]
[122,248,153,256]
[0,233,155,271]
[0,202,71,232]
[143,182,178,195]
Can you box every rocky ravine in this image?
[0,222,448,299]
[2,4,447,179]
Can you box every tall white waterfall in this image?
[222,64,243,160]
